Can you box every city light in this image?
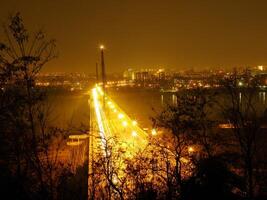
[151,129,157,135]
[122,121,128,127]
[118,113,124,119]
[100,45,104,49]
[108,101,115,109]
[69,134,88,139]
[96,86,104,96]
[132,120,137,126]
[112,177,118,184]
[188,146,194,153]
[132,131,137,137]
[96,86,102,93]
[67,141,84,146]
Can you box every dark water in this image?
[47,89,267,129]
[108,88,172,129]
[47,93,90,128]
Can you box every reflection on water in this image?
[48,90,267,130]
[238,91,266,106]
[238,91,266,105]
[259,92,266,105]
[47,94,90,128]
[108,90,184,129]
[172,94,177,106]
[109,89,267,129]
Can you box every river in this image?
[47,88,267,129]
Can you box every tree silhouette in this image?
[0,13,69,200]
[221,70,267,199]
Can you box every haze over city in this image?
[1,0,267,73]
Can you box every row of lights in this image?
[106,98,157,138]
[94,85,158,140]
[96,87,195,159]
[95,86,195,154]
[108,97,193,151]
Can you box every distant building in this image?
[123,68,166,81]
[123,68,135,80]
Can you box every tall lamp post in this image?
[100,45,106,109]
[88,45,106,199]
[95,62,99,84]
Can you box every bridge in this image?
[91,85,149,154]
[66,85,156,170]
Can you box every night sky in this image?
[1,0,267,73]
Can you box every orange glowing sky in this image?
[1,0,267,73]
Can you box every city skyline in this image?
[1,0,267,73]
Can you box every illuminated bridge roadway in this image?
[90,86,153,156]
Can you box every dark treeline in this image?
[1,13,267,200]
[0,13,87,200]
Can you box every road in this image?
[91,85,149,156]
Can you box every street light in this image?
[118,113,124,119]
[132,120,137,126]
[188,146,194,153]
[132,131,137,137]
[151,129,157,136]
[122,121,128,127]
[67,141,84,146]
[99,44,106,108]
[69,134,89,139]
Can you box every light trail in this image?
[90,85,154,184]
[92,85,150,158]
[92,88,107,149]
[104,96,148,142]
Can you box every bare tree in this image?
[0,13,69,200]
[151,95,197,197]
[221,70,267,199]
[123,147,158,199]
[93,136,127,200]
[177,88,224,158]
